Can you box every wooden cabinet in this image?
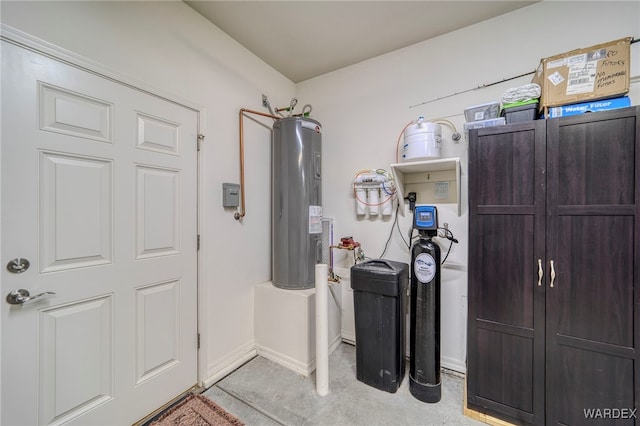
[467,107,640,425]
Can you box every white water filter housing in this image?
[353,170,394,217]
[402,117,442,162]
[355,187,367,215]
[368,187,379,216]
[381,183,392,216]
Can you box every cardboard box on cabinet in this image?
[532,37,631,111]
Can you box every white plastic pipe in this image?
[315,263,329,396]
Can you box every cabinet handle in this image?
[550,260,556,288]
[537,259,543,286]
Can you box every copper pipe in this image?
[235,108,279,220]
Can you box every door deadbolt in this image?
[6,258,30,274]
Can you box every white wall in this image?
[296,1,640,372]
[0,0,295,383]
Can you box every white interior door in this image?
[1,40,199,425]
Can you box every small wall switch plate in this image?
[222,183,240,207]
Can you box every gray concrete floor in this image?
[203,343,484,426]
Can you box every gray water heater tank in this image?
[272,116,322,290]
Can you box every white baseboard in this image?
[341,330,355,345]
[203,341,257,388]
[256,333,343,377]
[256,344,313,376]
[441,355,466,374]
[328,333,342,355]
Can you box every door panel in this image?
[555,347,635,426]
[40,152,113,272]
[545,109,639,425]
[39,82,113,143]
[554,117,636,206]
[1,41,198,425]
[474,328,534,414]
[135,280,181,384]
[136,165,180,259]
[39,296,114,425]
[136,112,180,155]
[474,215,535,328]
[555,216,634,347]
[472,129,537,206]
[467,121,546,425]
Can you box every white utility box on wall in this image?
[254,281,341,376]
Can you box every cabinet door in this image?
[545,107,640,425]
[468,120,546,425]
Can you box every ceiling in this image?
[185,1,537,83]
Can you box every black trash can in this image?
[350,259,409,393]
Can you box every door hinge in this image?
[197,234,200,251]
[197,134,205,151]
[197,333,200,349]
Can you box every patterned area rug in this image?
[150,394,244,426]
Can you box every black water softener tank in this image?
[351,259,409,393]
[410,235,442,403]
[409,204,442,403]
